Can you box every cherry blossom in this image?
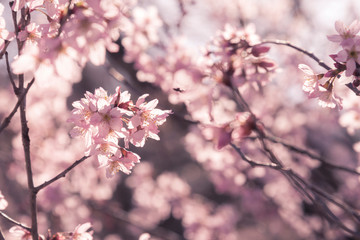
[9,226,44,240]
[69,87,170,176]
[327,20,360,43]
[71,222,93,240]
[0,10,15,51]
[298,64,321,96]
[335,38,360,77]
[18,23,43,46]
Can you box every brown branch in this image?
[345,82,360,96]
[231,143,360,236]
[0,211,31,232]
[0,78,34,134]
[230,143,281,169]
[19,74,38,240]
[264,135,360,176]
[34,156,90,193]
[0,40,12,59]
[260,40,332,71]
[5,52,18,92]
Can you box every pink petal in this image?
[345,59,356,76]
[327,34,342,42]
[335,20,345,34]
[298,64,314,75]
[349,20,360,35]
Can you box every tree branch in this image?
[0,211,32,232]
[34,156,90,193]
[264,135,360,176]
[5,52,17,93]
[0,78,35,134]
[19,74,38,239]
[260,40,332,71]
[230,142,360,236]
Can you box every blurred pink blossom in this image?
[0,190,7,210]
[327,20,360,43]
[335,38,360,77]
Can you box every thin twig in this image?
[261,40,360,96]
[5,52,18,93]
[0,78,34,134]
[0,211,31,232]
[260,40,332,71]
[231,143,360,236]
[34,156,90,193]
[264,135,360,176]
[0,41,12,59]
[230,143,281,169]
[345,82,360,96]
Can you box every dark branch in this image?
[260,40,332,71]
[0,211,31,232]
[345,82,360,96]
[264,135,360,176]
[34,156,90,193]
[5,52,17,93]
[0,78,35,134]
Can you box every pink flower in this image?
[127,94,172,147]
[9,226,44,240]
[90,137,121,164]
[212,124,233,150]
[0,190,7,210]
[69,87,171,176]
[0,16,15,52]
[62,8,118,66]
[139,233,151,240]
[43,0,60,19]
[335,38,360,77]
[89,99,126,138]
[298,64,342,109]
[298,64,320,96]
[12,38,81,83]
[18,23,43,46]
[315,85,343,110]
[104,148,141,177]
[71,222,93,240]
[231,112,257,140]
[327,20,360,43]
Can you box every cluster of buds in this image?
[203,24,276,89]
[68,87,171,177]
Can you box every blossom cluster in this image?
[298,20,360,109]
[203,24,276,90]
[9,0,127,83]
[68,87,171,177]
